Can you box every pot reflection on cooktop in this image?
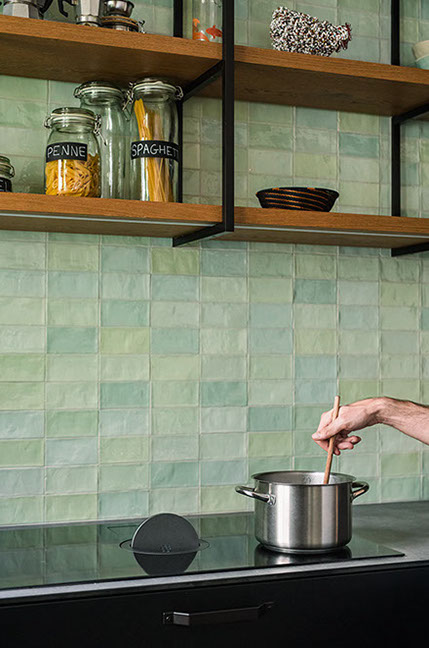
[0,513,404,590]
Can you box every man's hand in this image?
[312,398,382,455]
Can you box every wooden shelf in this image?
[2,15,429,117]
[2,194,429,249]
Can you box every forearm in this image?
[374,397,429,444]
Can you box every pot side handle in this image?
[351,480,369,500]
[235,486,275,505]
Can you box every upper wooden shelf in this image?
[2,193,429,250]
[2,14,429,116]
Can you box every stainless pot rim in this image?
[251,470,357,486]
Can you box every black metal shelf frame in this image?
[391,0,429,256]
[172,0,234,246]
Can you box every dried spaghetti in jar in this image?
[127,79,182,202]
[44,108,101,198]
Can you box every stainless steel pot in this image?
[236,471,369,554]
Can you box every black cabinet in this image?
[1,564,427,647]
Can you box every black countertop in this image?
[0,501,428,602]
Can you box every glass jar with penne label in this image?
[44,108,101,198]
[127,79,182,202]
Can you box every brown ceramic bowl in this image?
[256,187,339,211]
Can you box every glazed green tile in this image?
[98,491,149,519]
[46,410,98,438]
[381,306,418,330]
[152,407,198,435]
[249,432,292,458]
[152,328,199,354]
[46,466,97,494]
[248,251,292,277]
[339,112,380,134]
[48,299,98,326]
[46,382,97,409]
[151,275,198,301]
[339,380,379,402]
[48,243,99,272]
[294,153,337,179]
[249,149,292,176]
[381,354,418,378]
[295,355,337,379]
[0,440,43,466]
[249,456,291,475]
[99,409,148,436]
[101,300,149,327]
[151,302,199,328]
[340,355,378,379]
[338,281,378,305]
[151,461,199,488]
[0,383,44,410]
[295,127,337,154]
[250,304,291,328]
[381,331,418,354]
[295,255,336,280]
[100,328,149,354]
[201,407,247,433]
[152,381,198,407]
[248,102,292,124]
[294,279,337,304]
[100,436,149,463]
[151,355,198,382]
[380,477,421,502]
[0,298,44,326]
[48,272,98,298]
[201,485,250,513]
[0,270,45,297]
[382,378,420,401]
[294,430,321,456]
[0,354,44,382]
[200,433,246,459]
[380,282,419,307]
[47,354,97,382]
[202,356,246,380]
[339,156,380,183]
[201,250,247,277]
[380,426,422,452]
[0,241,45,270]
[293,456,325,472]
[0,411,44,439]
[248,380,292,405]
[46,437,97,466]
[249,328,292,354]
[99,464,148,491]
[339,182,379,208]
[295,329,336,355]
[339,453,378,477]
[295,107,337,130]
[249,278,292,303]
[340,330,379,354]
[201,459,247,486]
[201,328,246,355]
[151,248,199,275]
[0,326,45,353]
[46,494,97,522]
[100,355,149,381]
[381,452,420,477]
[294,304,337,329]
[0,496,43,525]
[296,379,337,404]
[100,381,149,408]
[249,123,292,149]
[202,303,247,328]
[248,406,291,432]
[201,277,247,302]
[201,381,247,407]
[338,257,379,281]
[101,273,149,300]
[47,327,97,354]
[250,356,292,380]
[150,487,199,515]
[0,468,43,496]
[152,435,198,461]
[101,245,149,273]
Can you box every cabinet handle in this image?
[163,602,273,626]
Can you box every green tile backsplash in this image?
[1,0,429,522]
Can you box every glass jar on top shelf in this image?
[74,81,127,199]
[128,79,182,203]
[192,0,222,42]
[0,156,15,192]
[44,107,101,198]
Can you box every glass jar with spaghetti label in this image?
[128,79,182,202]
[44,108,101,198]
[0,156,15,192]
[74,81,127,199]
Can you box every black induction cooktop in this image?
[0,513,403,591]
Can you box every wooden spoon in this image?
[323,395,341,484]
